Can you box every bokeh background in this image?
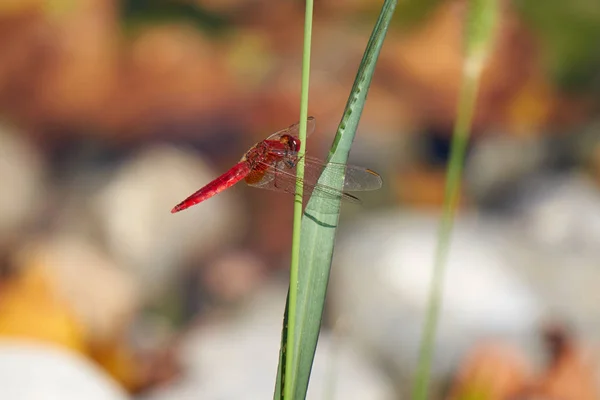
[1,0,600,399]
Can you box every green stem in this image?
[285,0,314,399]
[412,1,497,397]
[412,63,480,400]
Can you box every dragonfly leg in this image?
[284,152,303,168]
[274,157,297,189]
[273,164,282,189]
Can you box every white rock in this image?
[92,145,244,301]
[509,173,600,344]
[139,283,395,400]
[330,211,544,385]
[514,173,600,260]
[0,340,129,400]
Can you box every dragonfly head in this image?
[281,134,301,153]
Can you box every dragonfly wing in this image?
[265,116,316,141]
[249,160,361,203]
[302,156,383,192]
[337,164,382,191]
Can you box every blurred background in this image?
[0,0,600,399]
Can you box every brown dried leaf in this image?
[447,343,531,400]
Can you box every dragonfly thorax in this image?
[242,141,271,167]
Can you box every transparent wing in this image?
[246,153,382,202]
[248,160,361,203]
[265,116,316,141]
[302,155,383,191]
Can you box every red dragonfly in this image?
[171,117,382,213]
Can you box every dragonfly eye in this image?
[284,135,301,153]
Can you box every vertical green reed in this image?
[285,0,315,398]
[412,1,499,399]
[275,1,396,399]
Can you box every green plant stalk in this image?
[412,67,479,400]
[285,0,314,398]
[274,1,396,399]
[412,1,497,398]
[289,2,397,399]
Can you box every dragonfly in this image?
[171,117,382,213]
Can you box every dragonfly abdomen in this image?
[171,162,251,213]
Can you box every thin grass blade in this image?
[412,1,499,399]
[273,1,397,399]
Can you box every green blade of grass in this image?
[275,289,290,400]
[273,1,397,399]
[284,0,315,398]
[412,1,498,399]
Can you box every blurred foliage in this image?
[393,0,444,30]
[390,0,600,94]
[120,0,231,36]
[514,0,600,94]
[330,0,443,31]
